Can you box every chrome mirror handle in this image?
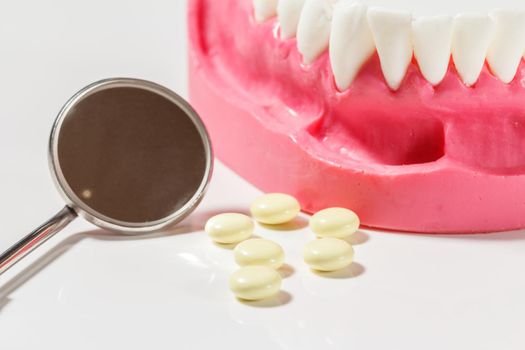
[0,206,77,276]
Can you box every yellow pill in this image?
[250,193,301,225]
[234,239,285,269]
[229,266,282,300]
[303,238,354,272]
[309,207,360,238]
[205,213,254,244]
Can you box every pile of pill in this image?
[204,193,361,301]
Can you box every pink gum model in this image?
[188,0,525,233]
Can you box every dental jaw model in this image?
[188,0,525,233]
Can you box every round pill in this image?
[229,266,282,300]
[234,238,285,269]
[309,207,360,238]
[250,193,301,225]
[303,238,354,272]
[205,213,254,244]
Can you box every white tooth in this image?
[487,10,525,83]
[451,14,495,86]
[297,0,335,64]
[412,16,453,86]
[277,0,306,39]
[253,0,279,23]
[329,1,375,90]
[367,8,413,90]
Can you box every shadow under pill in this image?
[344,231,369,246]
[259,216,309,231]
[312,262,365,279]
[212,234,263,250]
[239,290,293,308]
[213,242,238,250]
[278,263,294,278]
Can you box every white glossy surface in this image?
[310,207,360,238]
[486,10,525,83]
[330,1,375,90]
[205,213,254,244]
[250,193,300,225]
[451,14,495,86]
[297,0,333,64]
[253,0,279,23]
[412,15,454,85]
[277,0,306,39]
[304,238,354,271]
[350,0,525,17]
[367,8,413,90]
[1,1,525,349]
[234,238,285,269]
[272,0,525,86]
[230,266,282,300]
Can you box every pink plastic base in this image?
[188,0,525,233]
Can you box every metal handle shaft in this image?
[0,206,77,275]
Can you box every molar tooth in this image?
[277,0,306,39]
[452,14,495,86]
[486,10,525,83]
[297,0,335,64]
[367,8,413,90]
[412,16,453,86]
[253,0,279,23]
[330,1,375,90]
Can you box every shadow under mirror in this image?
[0,222,203,313]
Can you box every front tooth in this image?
[412,16,453,86]
[277,0,306,39]
[367,8,413,90]
[253,0,279,23]
[297,0,334,64]
[330,1,375,90]
[486,10,525,83]
[451,14,495,86]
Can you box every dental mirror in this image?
[0,78,213,275]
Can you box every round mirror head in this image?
[49,78,213,233]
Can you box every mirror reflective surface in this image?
[56,84,208,225]
[0,78,213,275]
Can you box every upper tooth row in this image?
[253,0,525,90]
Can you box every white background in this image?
[0,1,524,349]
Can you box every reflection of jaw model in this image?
[188,0,525,233]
